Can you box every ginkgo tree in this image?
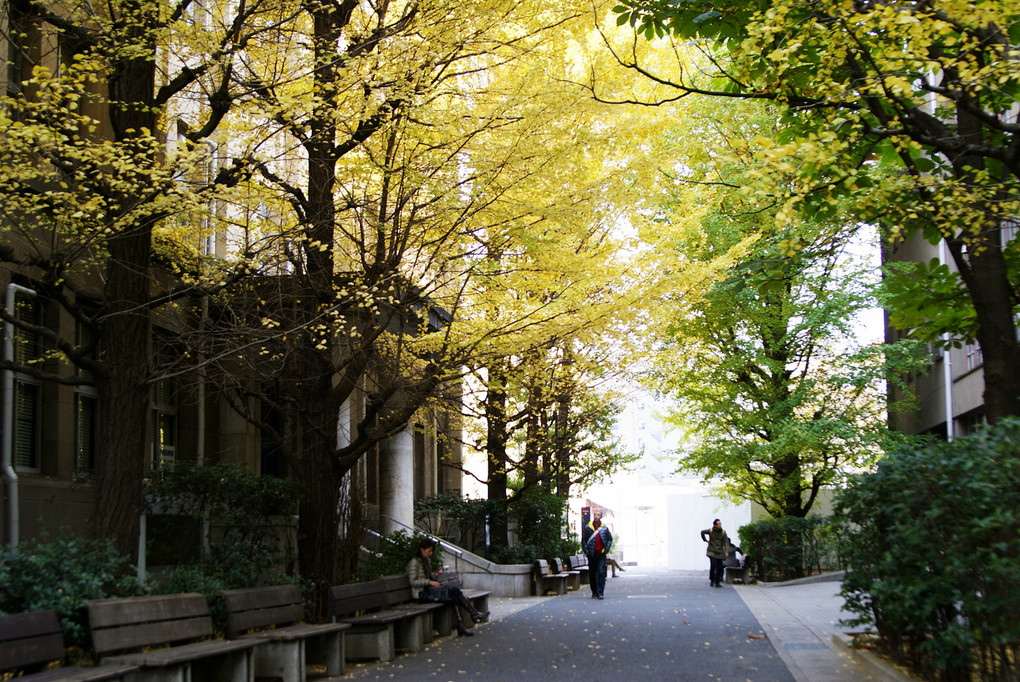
[2,0,674,599]
[640,95,927,518]
[153,0,677,599]
[612,0,1020,421]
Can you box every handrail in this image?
[378,513,463,557]
[363,528,397,544]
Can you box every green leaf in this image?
[1009,21,1020,45]
[911,156,936,173]
[693,10,722,24]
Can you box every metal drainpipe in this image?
[3,282,37,546]
[939,239,955,441]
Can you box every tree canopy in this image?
[612,0,1020,421]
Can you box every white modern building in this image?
[579,386,750,571]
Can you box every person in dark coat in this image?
[582,510,613,599]
[700,519,730,588]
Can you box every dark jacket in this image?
[583,521,612,555]
[701,527,730,559]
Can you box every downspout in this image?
[939,240,955,441]
[3,282,37,546]
[198,295,209,552]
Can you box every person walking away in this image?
[407,537,489,636]
[582,511,613,599]
[700,519,730,588]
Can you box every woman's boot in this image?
[453,603,474,636]
[459,593,489,623]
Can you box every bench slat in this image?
[220,585,301,612]
[102,638,258,667]
[328,583,388,617]
[90,616,213,655]
[85,594,209,628]
[224,604,303,638]
[0,609,62,640]
[0,633,65,671]
[7,666,139,681]
[243,622,350,643]
[0,609,66,671]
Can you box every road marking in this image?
[626,595,669,599]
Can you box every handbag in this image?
[418,585,451,602]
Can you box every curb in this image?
[759,570,846,588]
[832,633,918,682]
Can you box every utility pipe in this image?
[3,282,37,546]
[939,240,955,441]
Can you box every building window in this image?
[11,294,42,471]
[150,350,178,474]
[1002,218,1018,248]
[151,378,177,473]
[14,382,40,470]
[965,342,983,371]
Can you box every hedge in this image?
[835,418,1020,682]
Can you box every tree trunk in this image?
[554,391,571,498]
[947,94,1020,422]
[297,392,344,619]
[485,362,509,553]
[92,5,158,562]
[952,232,1020,422]
[522,378,541,490]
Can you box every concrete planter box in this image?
[444,549,533,598]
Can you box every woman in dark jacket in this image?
[407,537,489,636]
[700,519,731,588]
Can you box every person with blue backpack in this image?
[582,510,613,599]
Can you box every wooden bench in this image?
[551,558,580,591]
[85,593,263,682]
[533,559,570,596]
[218,584,350,681]
[0,609,138,681]
[460,587,490,621]
[380,574,491,637]
[380,574,449,639]
[725,555,750,584]
[327,580,428,662]
[568,554,590,585]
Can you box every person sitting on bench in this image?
[408,538,489,636]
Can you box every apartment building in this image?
[884,218,1019,439]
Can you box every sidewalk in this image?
[486,570,913,681]
[734,573,915,682]
[336,569,917,681]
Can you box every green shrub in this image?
[738,515,840,582]
[835,418,1020,682]
[0,534,142,647]
[498,489,577,564]
[144,463,300,597]
[414,493,503,557]
[415,490,576,564]
[356,530,441,582]
[493,542,543,565]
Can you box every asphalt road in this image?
[341,569,796,682]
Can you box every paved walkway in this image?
[734,574,876,681]
[333,567,900,681]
